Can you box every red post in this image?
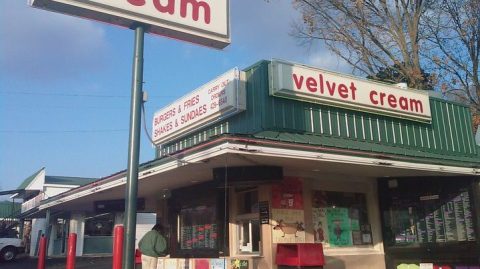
[37,235,46,269]
[112,225,125,269]
[66,233,77,269]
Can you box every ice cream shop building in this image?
[27,60,480,269]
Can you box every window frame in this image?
[233,188,262,256]
[310,176,383,255]
[168,182,229,258]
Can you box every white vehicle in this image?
[0,237,23,262]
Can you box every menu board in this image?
[416,216,427,243]
[442,202,457,241]
[462,192,476,241]
[425,211,436,242]
[453,194,467,241]
[400,190,476,245]
[181,224,217,249]
[433,209,445,242]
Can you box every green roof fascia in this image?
[45,176,97,186]
[17,167,45,190]
[253,131,480,168]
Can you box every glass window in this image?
[312,190,372,248]
[168,182,228,258]
[84,213,114,236]
[379,178,476,248]
[178,205,217,250]
[235,189,261,254]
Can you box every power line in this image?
[0,90,176,99]
[0,129,128,134]
[0,90,128,98]
[3,104,127,110]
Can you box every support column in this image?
[18,219,25,240]
[44,210,50,251]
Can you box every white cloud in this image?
[0,0,109,82]
[306,50,352,73]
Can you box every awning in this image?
[0,189,25,196]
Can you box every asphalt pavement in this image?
[1,254,116,269]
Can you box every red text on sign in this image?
[293,74,357,100]
[127,0,211,24]
[369,91,423,113]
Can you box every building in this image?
[13,167,97,256]
[21,60,480,269]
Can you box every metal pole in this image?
[113,225,125,269]
[66,233,77,269]
[44,209,50,257]
[123,24,145,269]
[18,219,24,240]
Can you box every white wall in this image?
[44,186,76,199]
[25,169,46,191]
[69,213,85,256]
[135,213,157,249]
[29,218,46,256]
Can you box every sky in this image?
[0,0,348,194]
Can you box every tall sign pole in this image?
[123,24,145,269]
[29,2,230,269]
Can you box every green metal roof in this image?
[158,60,480,167]
[16,168,97,189]
[0,201,20,219]
[45,176,97,186]
[17,167,44,189]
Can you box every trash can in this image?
[276,243,325,269]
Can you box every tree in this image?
[422,0,480,129]
[293,0,435,90]
[367,63,435,91]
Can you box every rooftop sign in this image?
[29,0,230,49]
[152,68,246,144]
[269,60,432,122]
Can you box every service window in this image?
[168,182,228,258]
[84,213,115,236]
[234,188,261,254]
[312,190,373,247]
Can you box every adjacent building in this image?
[14,168,97,256]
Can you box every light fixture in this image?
[160,189,171,199]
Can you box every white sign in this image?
[419,263,434,269]
[152,68,245,144]
[269,60,432,122]
[29,0,230,49]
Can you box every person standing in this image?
[138,224,167,269]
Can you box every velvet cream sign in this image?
[269,60,432,122]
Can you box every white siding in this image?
[135,213,157,249]
[25,169,45,191]
[69,213,85,256]
[44,186,75,199]
[29,218,46,256]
